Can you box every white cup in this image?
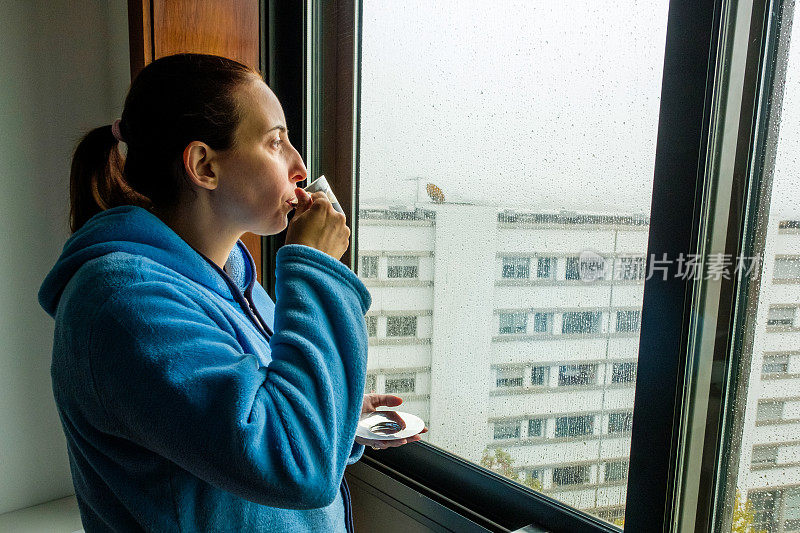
[304,175,344,214]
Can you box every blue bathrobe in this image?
[38,206,370,532]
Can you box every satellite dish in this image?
[426,183,445,203]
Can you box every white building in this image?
[359,200,800,527]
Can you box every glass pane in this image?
[356,0,669,525]
[720,5,800,532]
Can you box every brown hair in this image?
[69,53,261,233]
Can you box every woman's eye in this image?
[271,138,283,149]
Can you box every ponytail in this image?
[68,53,260,234]
[69,125,151,233]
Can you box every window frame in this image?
[266,0,730,531]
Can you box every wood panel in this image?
[128,0,264,282]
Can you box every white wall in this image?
[0,0,129,514]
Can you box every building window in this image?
[496,368,524,388]
[558,364,597,386]
[385,373,415,393]
[552,465,591,486]
[604,460,629,482]
[387,256,419,278]
[616,256,646,280]
[365,374,376,393]
[528,418,544,437]
[386,315,417,337]
[533,312,552,333]
[616,310,641,332]
[756,401,784,422]
[762,354,790,376]
[565,256,581,280]
[608,412,634,434]
[531,366,547,386]
[750,490,779,532]
[767,306,795,327]
[499,312,528,334]
[611,362,637,384]
[365,315,377,337]
[494,420,520,440]
[751,446,779,466]
[779,220,800,229]
[524,469,544,483]
[561,311,601,334]
[537,257,556,279]
[555,415,594,438]
[360,255,378,278]
[774,257,800,280]
[785,488,800,531]
[502,256,530,279]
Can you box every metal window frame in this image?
[264,0,725,531]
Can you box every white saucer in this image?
[356,410,425,441]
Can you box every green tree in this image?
[731,490,767,533]
[480,447,543,492]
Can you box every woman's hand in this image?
[285,188,350,260]
[354,393,428,451]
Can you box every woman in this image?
[38,53,422,532]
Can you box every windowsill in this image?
[771,278,800,284]
[490,383,634,396]
[0,495,82,532]
[750,461,800,471]
[362,279,433,287]
[760,373,800,380]
[495,279,644,287]
[368,337,431,346]
[755,418,800,427]
[765,326,800,333]
[492,332,640,342]
[488,432,633,447]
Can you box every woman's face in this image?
[212,77,307,236]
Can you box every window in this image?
[537,257,556,279]
[552,465,591,486]
[767,306,795,327]
[774,257,800,280]
[756,401,784,422]
[555,415,594,438]
[616,256,646,280]
[558,364,597,386]
[604,460,629,482]
[608,412,634,434]
[751,490,779,532]
[365,315,378,337]
[387,256,419,278]
[528,418,544,437]
[347,0,684,529]
[502,256,530,279]
[561,311,601,334]
[611,362,637,383]
[365,374,377,393]
[786,488,800,531]
[360,255,378,278]
[385,373,416,393]
[751,446,779,466]
[494,420,520,440]
[762,354,790,376]
[499,312,527,335]
[565,256,581,280]
[496,368,524,388]
[615,310,641,332]
[532,312,551,333]
[530,366,547,386]
[296,0,788,528]
[386,315,417,337]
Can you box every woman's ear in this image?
[182,141,218,190]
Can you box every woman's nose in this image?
[289,151,307,184]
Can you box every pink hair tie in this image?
[111,119,124,143]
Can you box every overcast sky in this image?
[358,0,800,218]
[358,0,670,214]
